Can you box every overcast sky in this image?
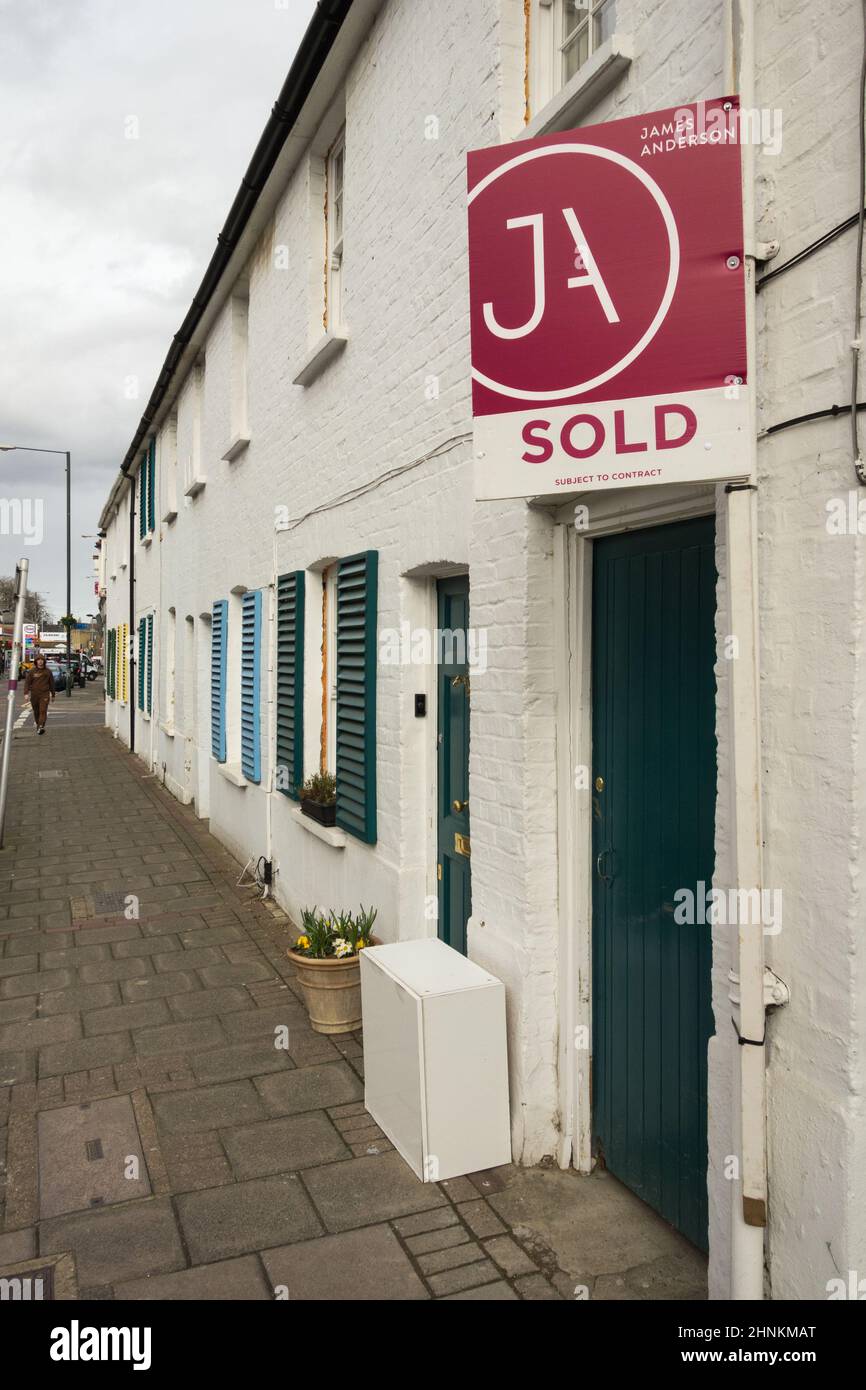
[0,0,316,623]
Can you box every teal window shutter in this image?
[107,629,115,698]
[137,619,146,710]
[276,571,304,799]
[211,600,227,762]
[241,589,262,783]
[147,439,156,533]
[138,458,146,540]
[335,550,378,843]
[146,613,154,714]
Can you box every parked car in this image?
[46,660,66,692]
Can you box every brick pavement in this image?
[0,688,706,1300]
[0,694,561,1299]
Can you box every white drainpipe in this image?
[724,0,774,1301]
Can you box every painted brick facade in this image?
[100,0,866,1298]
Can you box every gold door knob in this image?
[452,799,467,813]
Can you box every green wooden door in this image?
[591,517,716,1250]
[437,577,471,954]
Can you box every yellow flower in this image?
[296,935,310,949]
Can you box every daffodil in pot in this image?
[290,905,379,1034]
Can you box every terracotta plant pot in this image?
[290,938,380,1034]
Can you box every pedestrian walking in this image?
[23,653,55,734]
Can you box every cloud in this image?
[0,0,316,618]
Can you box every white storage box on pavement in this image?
[360,938,511,1182]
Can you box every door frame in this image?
[552,483,717,1174]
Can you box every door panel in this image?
[437,578,471,954]
[591,516,716,1249]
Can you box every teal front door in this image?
[591,517,716,1250]
[437,577,471,954]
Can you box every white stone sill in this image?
[216,761,248,788]
[162,508,177,524]
[221,434,250,463]
[140,535,152,549]
[522,34,633,139]
[184,476,206,498]
[290,804,345,849]
[159,722,175,738]
[292,331,348,388]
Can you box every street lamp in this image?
[0,444,72,697]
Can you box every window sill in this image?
[290,804,345,849]
[184,476,206,498]
[292,331,347,388]
[221,434,250,463]
[159,722,175,738]
[162,508,177,524]
[523,33,633,139]
[216,761,248,788]
[140,535,152,549]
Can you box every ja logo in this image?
[468,142,680,403]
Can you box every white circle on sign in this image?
[468,143,681,401]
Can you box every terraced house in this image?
[98,0,866,1299]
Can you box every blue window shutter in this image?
[147,439,156,532]
[137,619,146,710]
[146,613,154,714]
[211,600,227,762]
[241,589,262,783]
[138,459,146,540]
[276,571,304,799]
[335,550,378,843]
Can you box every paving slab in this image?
[40,1197,185,1286]
[133,1018,226,1058]
[302,1150,446,1232]
[263,1224,429,1301]
[191,1039,294,1085]
[255,1060,363,1116]
[116,1255,272,1301]
[177,1173,322,1263]
[222,1112,350,1179]
[151,1081,267,1134]
[39,1032,134,1077]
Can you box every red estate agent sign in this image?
[467,99,749,498]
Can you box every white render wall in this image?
[99,0,866,1299]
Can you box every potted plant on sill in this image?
[290,905,379,1034]
[299,770,337,827]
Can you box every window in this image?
[165,608,176,726]
[325,129,345,331]
[223,292,250,460]
[276,571,305,799]
[211,600,227,762]
[162,414,179,522]
[240,589,262,783]
[560,0,615,83]
[533,0,617,110]
[184,361,206,497]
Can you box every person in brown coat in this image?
[23,654,55,734]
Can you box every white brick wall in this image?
[101,0,866,1297]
